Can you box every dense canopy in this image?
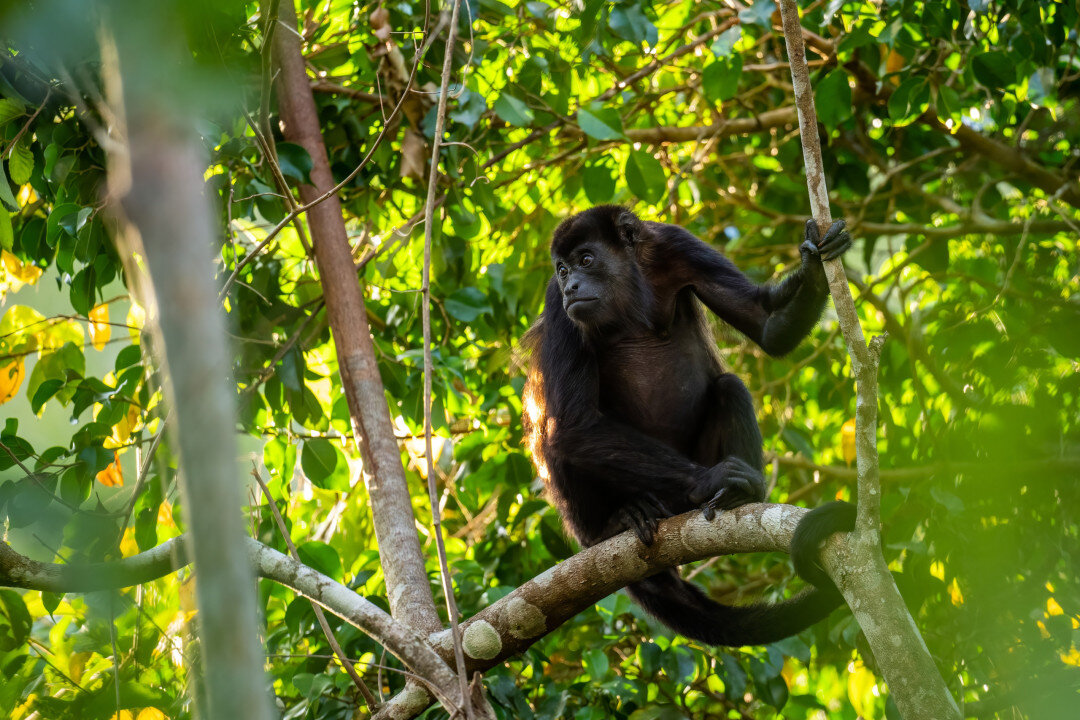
[0,0,1078,718]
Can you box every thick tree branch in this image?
[425,503,808,670]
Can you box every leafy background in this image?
[1,0,1078,718]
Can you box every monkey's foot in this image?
[692,457,766,521]
[619,495,670,545]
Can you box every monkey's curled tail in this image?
[626,501,857,647]
[626,571,843,647]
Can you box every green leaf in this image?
[608,5,657,46]
[297,541,343,581]
[114,344,142,372]
[0,590,32,645]
[0,208,12,251]
[30,378,64,415]
[935,84,962,123]
[41,592,62,615]
[0,164,17,210]
[449,88,487,128]
[583,161,616,204]
[69,267,97,317]
[702,56,743,103]
[887,76,930,127]
[930,486,964,513]
[0,99,25,127]
[710,26,742,57]
[624,151,666,204]
[972,51,1017,89]
[739,0,774,28]
[8,139,33,186]
[814,70,852,128]
[445,287,492,322]
[583,648,609,679]
[275,142,313,184]
[300,438,340,486]
[576,106,625,141]
[493,93,534,127]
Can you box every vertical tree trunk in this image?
[106,9,274,719]
[270,0,442,635]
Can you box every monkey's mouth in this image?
[565,297,597,309]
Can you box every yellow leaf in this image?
[841,418,857,465]
[106,404,141,448]
[96,451,124,487]
[127,301,146,343]
[69,651,91,684]
[89,303,111,351]
[948,578,964,606]
[1048,597,1064,616]
[158,501,175,528]
[2,250,42,285]
[136,710,167,720]
[1062,647,1080,667]
[179,575,198,616]
[886,48,905,83]
[0,359,25,404]
[847,661,877,718]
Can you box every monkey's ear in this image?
[616,210,644,246]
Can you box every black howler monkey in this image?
[523,205,856,647]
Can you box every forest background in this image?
[0,0,1078,719]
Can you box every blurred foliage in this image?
[1,0,1079,718]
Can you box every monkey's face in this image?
[553,242,634,328]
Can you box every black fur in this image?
[524,205,854,646]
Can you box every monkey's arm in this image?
[545,413,702,496]
[658,220,850,356]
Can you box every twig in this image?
[420,1,474,718]
[250,462,379,710]
[219,32,424,301]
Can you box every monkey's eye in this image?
[580,253,594,267]
[557,264,568,278]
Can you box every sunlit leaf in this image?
[0,360,25,404]
[88,303,111,351]
[841,418,857,465]
[96,451,123,487]
[576,106,625,141]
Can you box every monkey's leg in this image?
[689,373,767,519]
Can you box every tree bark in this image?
[271,0,442,636]
[108,12,274,717]
[778,3,962,718]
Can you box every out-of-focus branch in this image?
[105,9,273,716]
